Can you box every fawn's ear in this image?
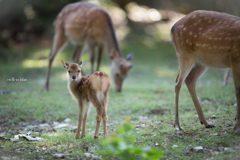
[78,59,83,68]
[110,50,117,59]
[61,60,69,69]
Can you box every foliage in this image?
[97,118,163,160]
[0,41,240,159]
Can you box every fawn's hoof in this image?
[206,124,215,128]
[174,124,184,131]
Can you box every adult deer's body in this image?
[171,10,240,135]
[61,59,110,139]
[44,2,133,92]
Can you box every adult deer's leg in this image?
[72,45,84,63]
[81,101,90,138]
[184,64,214,128]
[44,30,67,91]
[174,53,194,131]
[231,64,240,135]
[223,69,231,86]
[87,42,95,74]
[96,45,103,71]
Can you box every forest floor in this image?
[0,36,240,159]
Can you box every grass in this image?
[0,35,240,159]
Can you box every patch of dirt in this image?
[148,107,169,115]
[0,149,23,159]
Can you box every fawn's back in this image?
[171,10,240,68]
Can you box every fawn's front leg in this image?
[76,101,83,139]
[81,101,90,138]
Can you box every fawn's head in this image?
[61,59,83,82]
[110,50,133,92]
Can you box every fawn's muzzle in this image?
[72,75,76,79]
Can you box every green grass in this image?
[0,37,240,159]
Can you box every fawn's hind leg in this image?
[101,93,108,136]
[102,107,108,136]
[89,91,105,139]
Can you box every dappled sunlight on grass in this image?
[22,59,48,68]
[60,72,68,81]
[32,48,51,59]
[98,65,110,75]
[156,67,177,77]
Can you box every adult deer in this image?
[44,2,133,92]
[171,10,240,135]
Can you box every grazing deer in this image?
[44,2,133,92]
[171,10,240,135]
[61,59,111,139]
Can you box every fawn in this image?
[45,2,133,92]
[61,59,111,139]
[171,10,240,135]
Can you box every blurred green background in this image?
[1,0,240,63]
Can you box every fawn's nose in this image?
[72,75,76,79]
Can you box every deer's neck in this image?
[104,12,123,58]
[68,79,81,100]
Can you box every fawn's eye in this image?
[78,70,80,72]
[68,71,70,73]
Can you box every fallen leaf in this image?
[212,115,218,119]
[193,146,204,153]
[54,123,69,129]
[84,153,92,158]
[53,153,69,158]
[15,134,42,141]
[64,118,71,123]
[154,141,159,147]
[172,145,178,148]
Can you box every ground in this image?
[0,35,240,159]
